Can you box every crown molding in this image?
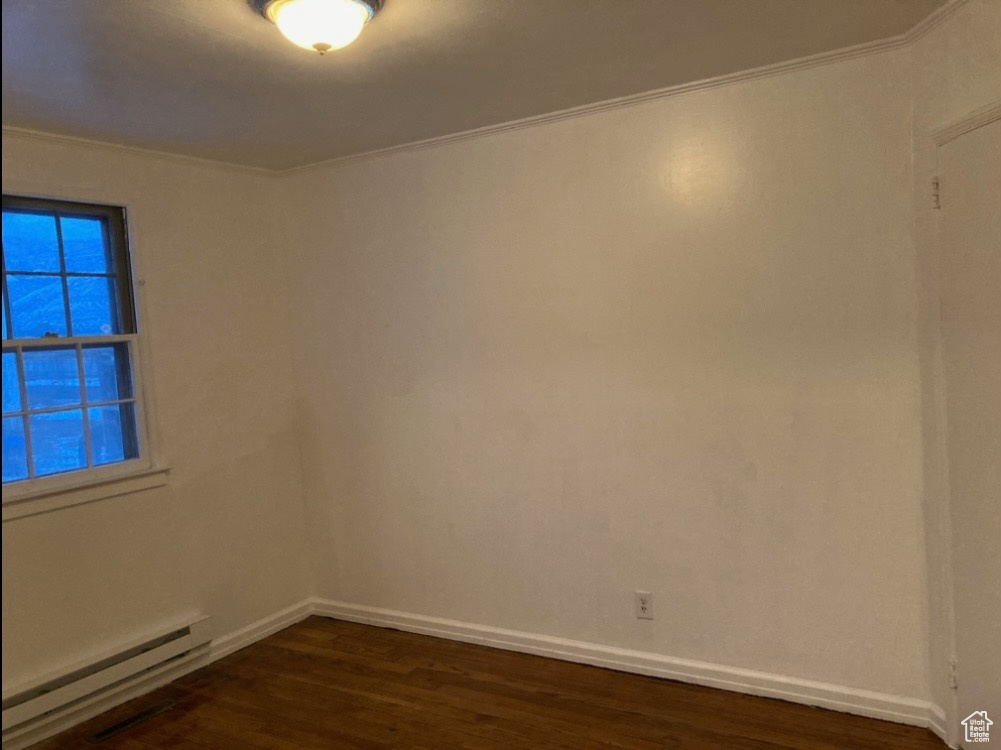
[284,34,914,174]
[4,0,971,176]
[904,0,970,44]
[0,126,273,177]
[933,101,1001,146]
[287,1,971,175]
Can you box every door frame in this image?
[930,100,1001,748]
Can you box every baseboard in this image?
[312,598,943,733]
[2,600,313,750]
[210,600,313,661]
[4,598,948,749]
[926,703,957,748]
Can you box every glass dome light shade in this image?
[265,0,374,53]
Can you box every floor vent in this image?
[2,616,211,734]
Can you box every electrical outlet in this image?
[635,591,653,620]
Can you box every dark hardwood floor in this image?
[35,617,945,749]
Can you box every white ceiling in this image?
[2,0,945,170]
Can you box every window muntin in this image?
[2,196,146,490]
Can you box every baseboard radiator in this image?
[2,616,212,735]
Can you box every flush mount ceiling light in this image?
[252,0,382,54]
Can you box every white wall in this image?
[3,2,996,725]
[908,0,1001,731]
[1,136,311,686]
[282,48,932,700]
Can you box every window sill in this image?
[2,466,171,522]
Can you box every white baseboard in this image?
[210,600,313,661]
[4,597,950,749]
[926,703,957,748]
[312,598,946,736]
[1,600,312,750]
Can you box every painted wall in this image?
[1,136,311,687]
[908,0,1001,732]
[281,49,932,699]
[938,118,1001,742]
[3,1,995,720]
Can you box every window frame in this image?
[2,195,138,338]
[2,193,161,509]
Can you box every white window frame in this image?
[2,192,167,519]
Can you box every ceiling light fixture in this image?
[252,0,382,55]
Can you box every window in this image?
[2,195,149,495]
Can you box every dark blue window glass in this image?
[91,403,137,465]
[3,198,138,484]
[24,348,81,410]
[30,410,87,477]
[83,344,132,402]
[2,212,61,272]
[2,417,29,481]
[2,352,20,413]
[7,275,68,338]
[61,216,111,274]
[68,276,117,335]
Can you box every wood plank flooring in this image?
[35,617,946,749]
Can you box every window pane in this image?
[30,409,87,476]
[83,344,132,402]
[61,216,112,274]
[2,417,29,482]
[24,348,81,410]
[67,276,118,336]
[7,274,68,338]
[90,403,138,466]
[2,211,61,272]
[2,352,20,413]
[2,287,8,339]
